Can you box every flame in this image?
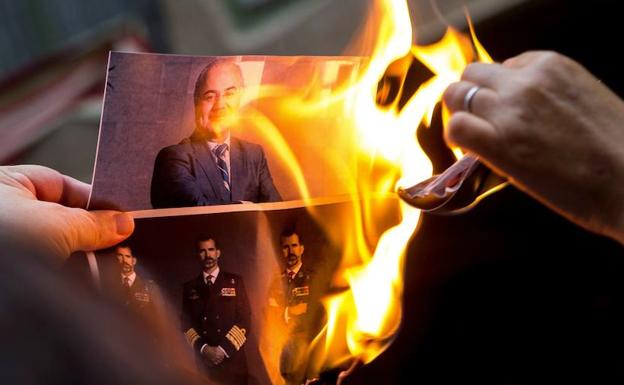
[302,1,493,373]
[248,1,493,382]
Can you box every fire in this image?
[303,1,493,375]
[248,1,494,382]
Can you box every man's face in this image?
[194,62,243,141]
[116,247,136,274]
[198,239,220,272]
[281,234,304,269]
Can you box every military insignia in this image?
[134,292,150,302]
[221,287,236,296]
[225,325,247,351]
[185,328,200,347]
[292,286,309,297]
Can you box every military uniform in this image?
[268,264,316,385]
[268,265,314,333]
[182,271,251,385]
[103,271,155,322]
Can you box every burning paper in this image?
[83,1,504,384]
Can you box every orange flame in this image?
[250,1,493,382]
[301,1,493,374]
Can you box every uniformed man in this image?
[181,236,251,385]
[268,229,316,385]
[108,244,155,319]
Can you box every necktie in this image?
[213,143,230,192]
[123,277,131,288]
[206,274,213,286]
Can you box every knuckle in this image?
[461,63,480,80]
[528,51,578,89]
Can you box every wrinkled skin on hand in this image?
[443,51,624,244]
[0,165,134,259]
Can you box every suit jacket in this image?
[181,271,251,384]
[151,134,282,208]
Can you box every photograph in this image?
[88,53,365,211]
[87,197,400,385]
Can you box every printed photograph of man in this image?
[181,236,251,385]
[103,244,155,318]
[151,58,282,208]
[267,228,317,385]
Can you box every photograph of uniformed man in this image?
[151,58,282,208]
[102,244,155,322]
[267,229,317,385]
[181,235,251,385]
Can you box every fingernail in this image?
[115,213,134,236]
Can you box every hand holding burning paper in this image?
[442,51,624,244]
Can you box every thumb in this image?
[50,209,135,256]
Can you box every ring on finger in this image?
[463,85,481,113]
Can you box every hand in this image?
[0,165,134,258]
[202,345,225,366]
[443,51,624,244]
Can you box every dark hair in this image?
[280,228,302,245]
[193,58,243,105]
[196,234,219,250]
[116,242,135,258]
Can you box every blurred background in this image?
[2,0,623,383]
[1,0,553,181]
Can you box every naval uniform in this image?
[181,269,251,385]
[268,263,316,385]
[103,271,155,324]
[268,264,314,333]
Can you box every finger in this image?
[443,81,500,117]
[502,50,545,68]
[444,111,498,159]
[461,62,510,90]
[51,207,134,255]
[7,165,90,208]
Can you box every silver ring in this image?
[463,85,481,113]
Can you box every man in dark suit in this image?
[267,229,317,385]
[151,59,282,208]
[181,236,251,385]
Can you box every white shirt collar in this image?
[203,267,220,284]
[121,271,136,286]
[206,134,231,151]
[286,262,302,277]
